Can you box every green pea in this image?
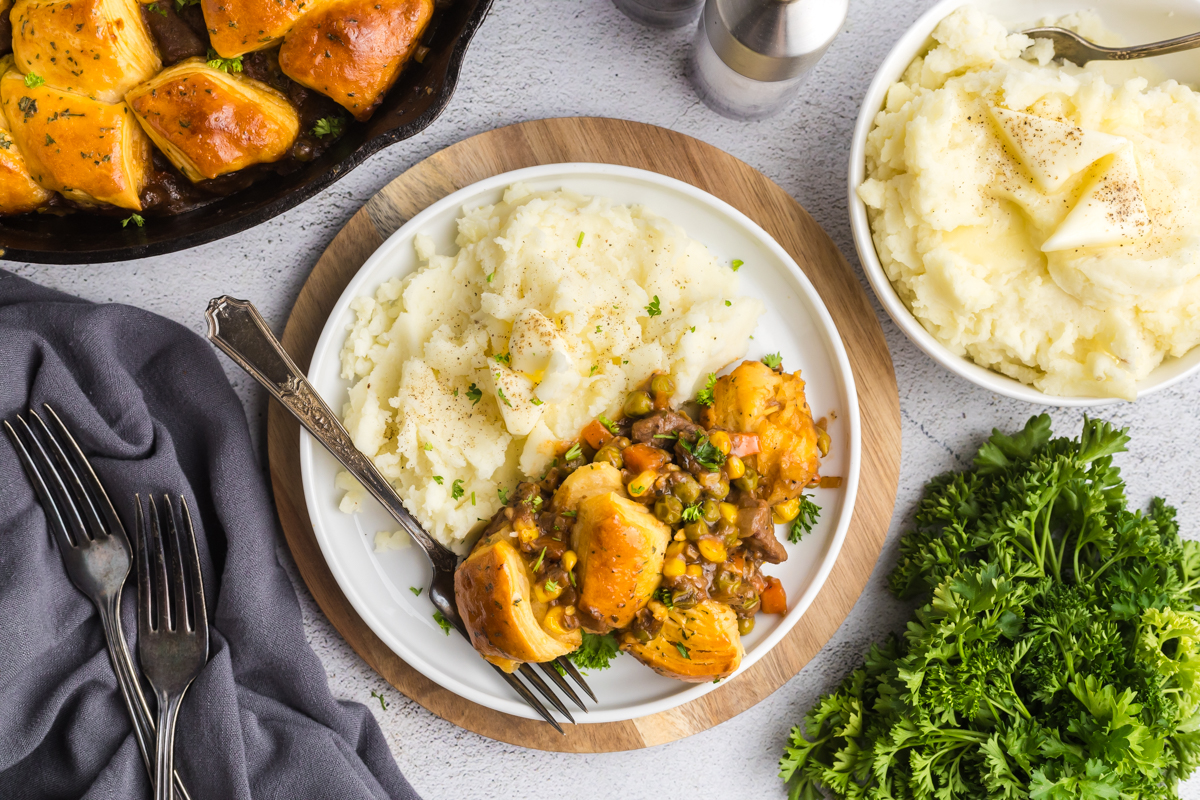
[672,476,702,505]
[655,495,683,525]
[650,374,675,395]
[700,499,721,525]
[611,436,632,450]
[705,476,730,501]
[623,391,653,418]
[737,616,756,636]
[683,520,707,542]
[715,570,740,596]
[733,467,758,494]
[594,446,623,469]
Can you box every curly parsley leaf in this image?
[680,434,725,472]
[311,116,345,138]
[466,383,482,406]
[645,295,661,318]
[206,48,243,73]
[569,631,620,672]
[450,479,464,500]
[432,611,451,635]
[761,352,782,370]
[787,494,821,543]
[695,372,717,407]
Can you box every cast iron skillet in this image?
[0,0,494,265]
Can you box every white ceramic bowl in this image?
[848,0,1200,406]
[299,163,862,723]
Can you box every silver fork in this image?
[134,495,209,800]
[1023,26,1200,65]
[205,295,593,732]
[3,406,192,800]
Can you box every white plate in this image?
[300,164,861,723]
[848,0,1200,406]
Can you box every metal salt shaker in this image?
[689,0,849,120]
[612,0,705,28]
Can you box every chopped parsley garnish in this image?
[409,586,422,596]
[466,383,482,405]
[680,503,702,523]
[576,231,584,247]
[562,510,577,518]
[674,642,691,659]
[493,352,511,366]
[498,486,509,504]
[423,442,432,451]
[530,495,543,512]
[450,479,464,500]
[787,494,821,543]
[432,476,443,485]
[370,690,388,710]
[645,295,662,318]
[147,1,168,14]
[206,48,243,73]
[680,434,725,472]
[653,433,678,441]
[569,631,620,671]
[470,492,475,506]
[17,96,37,121]
[432,610,451,635]
[731,259,744,271]
[544,579,559,593]
[695,373,717,407]
[486,271,494,283]
[762,352,783,370]
[122,214,145,228]
[531,397,543,406]
[589,364,598,376]
[598,415,619,436]
[725,300,732,307]
[653,587,675,608]
[24,73,44,88]
[531,546,547,572]
[311,116,345,137]
[563,443,582,462]
[496,385,512,408]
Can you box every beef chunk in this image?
[631,410,703,445]
[736,501,788,564]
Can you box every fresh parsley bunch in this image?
[781,415,1200,800]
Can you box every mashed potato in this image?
[859,6,1200,399]
[338,184,764,551]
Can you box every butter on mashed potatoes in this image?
[338,184,764,551]
[859,6,1200,399]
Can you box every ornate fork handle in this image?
[204,297,457,576]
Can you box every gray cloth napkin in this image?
[0,270,420,800]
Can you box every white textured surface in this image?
[8,1,1200,797]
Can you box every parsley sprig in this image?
[787,494,821,543]
[679,434,725,472]
[781,415,1200,800]
[695,373,717,407]
[569,631,620,672]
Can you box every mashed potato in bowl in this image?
[337,184,764,551]
[859,6,1200,399]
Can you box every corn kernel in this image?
[514,518,538,545]
[663,557,686,578]
[725,454,745,480]
[666,541,687,559]
[719,502,739,525]
[698,538,727,563]
[686,563,704,578]
[816,428,831,457]
[627,470,657,497]
[542,606,567,636]
[773,498,801,525]
[561,550,578,573]
[709,430,731,456]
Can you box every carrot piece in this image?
[581,419,612,450]
[760,576,787,614]
[623,443,669,474]
[729,433,761,457]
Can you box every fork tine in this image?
[4,419,77,553]
[11,416,89,548]
[492,665,563,734]
[554,657,597,702]
[134,495,153,637]
[41,404,127,541]
[536,663,587,712]
[148,495,171,633]
[27,409,108,542]
[518,664,574,723]
[162,496,188,634]
[177,497,207,637]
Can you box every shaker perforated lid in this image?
[702,0,849,82]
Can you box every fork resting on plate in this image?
[205,296,593,731]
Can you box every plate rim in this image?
[299,161,863,722]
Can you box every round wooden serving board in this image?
[266,117,901,752]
